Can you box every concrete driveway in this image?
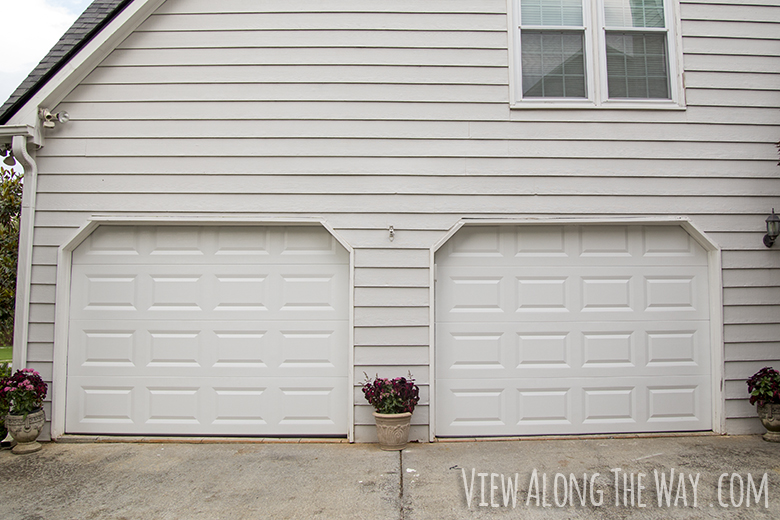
[1,435,778,519]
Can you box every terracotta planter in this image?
[373,412,412,451]
[757,403,780,443]
[5,408,45,454]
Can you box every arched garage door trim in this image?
[51,216,354,441]
[429,217,723,441]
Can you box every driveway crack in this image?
[399,450,405,520]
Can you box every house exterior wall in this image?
[18,0,780,440]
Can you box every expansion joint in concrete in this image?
[399,450,405,520]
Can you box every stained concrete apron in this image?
[0,435,778,519]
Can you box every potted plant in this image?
[746,366,780,442]
[362,373,420,451]
[0,368,48,454]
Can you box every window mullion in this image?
[591,0,605,105]
[582,0,595,104]
[604,26,668,33]
[519,25,586,31]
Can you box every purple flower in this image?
[361,372,419,414]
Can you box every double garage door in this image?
[435,225,712,437]
[66,225,349,436]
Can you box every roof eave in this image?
[0,0,162,128]
[0,0,135,125]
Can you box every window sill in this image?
[509,100,686,110]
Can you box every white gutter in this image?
[10,132,38,370]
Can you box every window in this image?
[510,0,682,107]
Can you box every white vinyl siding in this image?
[16,0,780,440]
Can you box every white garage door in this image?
[435,225,712,436]
[66,225,349,436]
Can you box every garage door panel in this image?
[69,320,347,378]
[67,225,349,436]
[436,328,513,373]
[646,384,706,424]
[278,267,349,315]
[436,225,712,436]
[66,376,348,435]
[641,226,708,261]
[71,264,349,321]
[275,324,347,374]
[438,267,708,322]
[437,376,710,436]
[439,226,708,267]
[74,226,349,265]
[437,321,709,380]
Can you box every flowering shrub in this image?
[746,367,780,407]
[362,373,419,414]
[0,368,47,418]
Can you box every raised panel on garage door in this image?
[66,225,350,436]
[435,225,712,436]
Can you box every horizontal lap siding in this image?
[680,0,780,434]
[30,0,780,439]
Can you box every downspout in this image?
[11,134,37,369]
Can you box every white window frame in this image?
[507,0,685,109]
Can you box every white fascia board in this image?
[5,0,166,129]
[0,125,36,144]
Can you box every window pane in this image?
[604,0,665,28]
[521,0,583,26]
[606,32,669,98]
[522,31,587,98]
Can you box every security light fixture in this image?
[764,209,780,248]
[39,108,70,128]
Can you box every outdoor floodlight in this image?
[39,108,70,128]
[763,209,780,248]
